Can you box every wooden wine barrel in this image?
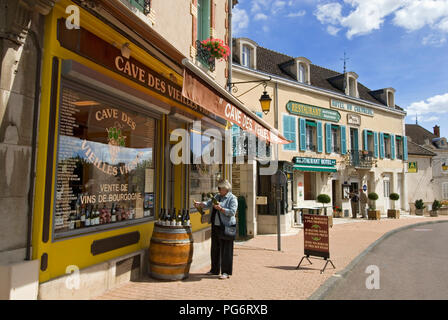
[148,224,194,280]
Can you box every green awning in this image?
[293,165,337,173]
[306,121,317,127]
[367,131,373,136]
[331,125,339,130]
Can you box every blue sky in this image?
[232,0,448,138]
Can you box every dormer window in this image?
[298,64,306,83]
[242,45,251,68]
[295,57,311,85]
[236,38,257,69]
[369,87,396,108]
[345,72,359,98]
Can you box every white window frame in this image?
[298,63,305,83]
[443,183,448,199]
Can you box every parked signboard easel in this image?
[296,214,335,274]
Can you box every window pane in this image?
[54,86,156,237]
[189,128,223,210]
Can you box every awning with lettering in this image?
[181,59,291,145]
[293,165,337,173]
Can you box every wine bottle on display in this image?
[177,210,182,226]
[185,209,191,226]
[171,209,177,226]
[85,204,91,227]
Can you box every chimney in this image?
[434,125,440,137]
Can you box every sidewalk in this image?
[94,214,448,300]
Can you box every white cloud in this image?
[422,33,447,46]
[286,10,306,18]
[315,2,342,25]
[233,8,250,35]
[327,25,341,36]
[421,115,440,122]
[406,93,448,117]
[273,1,287,14]
[254,12,268,21]
[314,0,448,39]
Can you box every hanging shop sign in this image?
[286,101,341,122]
[442,161,448,174]
[331,99,374,117]
[408,162,418,173]
[303,214,330,259]
[56,19,219,122]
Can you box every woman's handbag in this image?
[216,209,236,240]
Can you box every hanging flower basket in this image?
[200,38,230,61]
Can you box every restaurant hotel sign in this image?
[286,101,341,122]
[331,99,374,117]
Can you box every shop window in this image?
[304,172,316,200]
[306,121,316,152]
[331,125,340,153]
[53,86,156,238]
[283,115,297,151]
[189,126,223,210]
[197,0,211,41]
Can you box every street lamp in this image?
[229,77,272,114]
[259,83,272,115]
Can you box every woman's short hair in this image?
[217,179,232,191]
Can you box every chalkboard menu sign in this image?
[303,214,330,259]
[53,85,156,237]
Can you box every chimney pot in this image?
[434,125,440,138]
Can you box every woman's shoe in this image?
[206,271,219,276]
[219,273,230,280]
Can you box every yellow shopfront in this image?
[33,0,227,297]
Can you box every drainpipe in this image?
[25,29,42,261]
[227,0,233,92]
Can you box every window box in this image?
[196,40,216,72]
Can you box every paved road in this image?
[323,221,448,300]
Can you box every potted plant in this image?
[333,206,343,218]
[431,200,441,217]
[367,192,380,220]
[414,199,425,216]
[387,193,400,219]
[317,194,332,227]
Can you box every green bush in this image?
[432,200,442,211]
[389,193,400,201]
[415,199,426,210]
[317,194,331,204]
[368,192,379,201]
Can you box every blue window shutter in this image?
[374,132,379,158]
[325,123,332,154]
[317,121,323,153]
[340,125,347,155]
[379,132,385,159]
[283,115,296,151]
[391,134,395,159]
[403,136,408,161]
[299,118,306,151]
[363,130,368,151]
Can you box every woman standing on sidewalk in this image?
[194,180,238,280]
